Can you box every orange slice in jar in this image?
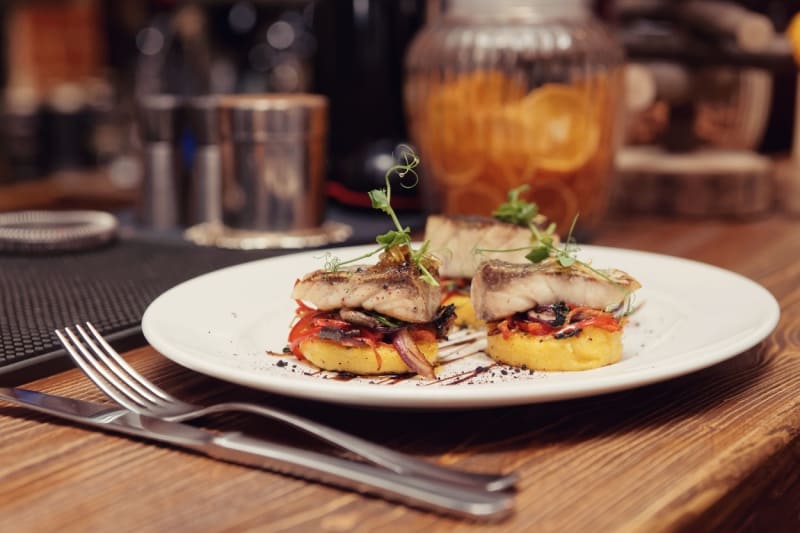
[524,179,580,234]
[444,179,506,217]
[518,84,601,173]
[423,71,531,187]
[428,142,483,186]
[423,82,482,185]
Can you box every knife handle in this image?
[197,400,517,491]
[208,432,514,521]
[0,388,513,520]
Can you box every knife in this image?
[0,387,513,520]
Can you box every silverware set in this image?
[0,322,518,520]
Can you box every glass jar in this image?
[404,0,624,237]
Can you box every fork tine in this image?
[56,328,144,412]
[73,324,164,406]
[83,322,177,403]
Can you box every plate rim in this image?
[142,244,780,409]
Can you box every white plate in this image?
[142,245,779,409]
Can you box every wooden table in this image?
[1,213,798,532]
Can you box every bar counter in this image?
[1,213,798,532]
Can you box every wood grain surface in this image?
[1,214,799,532]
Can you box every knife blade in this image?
[0,387,513,520]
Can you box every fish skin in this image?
[424,214,535,279]
[292,261,442,323]
[471,259,641,321]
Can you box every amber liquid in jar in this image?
[404,0,624,237]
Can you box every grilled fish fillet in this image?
[424,215,535,279]
[292,261,442,323]
[471,259,641,321]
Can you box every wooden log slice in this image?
[614,146,773,216]
[772,157,800,215]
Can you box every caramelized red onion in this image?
[333,305,455,339]
[307,305,452,379]
[392,329,436,379]
[432,304,456,338]
[526,302,569,327]
[317,327,367,346]
[338,308,382,329]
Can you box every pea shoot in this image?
[492,184,541,227]
[483,186,637,314]
[482,187,621,287]
[491,185,562,264]
[325,145,439,286]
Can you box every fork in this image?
[56,323,517,492]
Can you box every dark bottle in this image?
[311,0,425,211]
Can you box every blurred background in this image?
[1,0,800,240]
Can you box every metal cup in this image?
[136,94,184,230]
[186,96,222,226]
[218,93,328,232]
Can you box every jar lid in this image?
[446,0,590,20]
[218,93,328,141]
[0,210,118,253]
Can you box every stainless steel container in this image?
[137,94,184,230]
[218,94,328,232]
[186,96,222,225]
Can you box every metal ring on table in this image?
[183,221,352,250]
[0,210,119,253]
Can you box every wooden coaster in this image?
[772,157,800,215]
[614,146,773,216]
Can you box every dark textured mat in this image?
[0,238,299,374]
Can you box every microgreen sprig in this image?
[492,185,558,261]
[476,217,631,304]
[482,187,636,309]
[492,184,539,227]
[483,188,626,289]
[478,213,581,268]
[326,145,438,286]
[546,215,579,268]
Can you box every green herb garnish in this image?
[481,213,580,266]
[493,185,557,256]
[480,213,603,271]
[485,187,636,310]
[552,215,579,268]
[483,189,627,293]
[489,185,584,267]
[524,246,550,263]
[326,145,438,286]
[492,184,539,227]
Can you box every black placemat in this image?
[0,238,300,375]
[0,206,427,381]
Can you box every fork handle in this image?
[209,432,513,520]
[193,401,518,492]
